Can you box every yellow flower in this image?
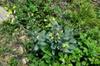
[8,9,12,14]
[4,7,8,10]
[13,5,16,9]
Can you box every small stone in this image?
[12,45,24,55]
[19,35,26,41]
[22,58,29,64]
[18,46,24,54]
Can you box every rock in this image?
[0,54,14,66]
[92,0,100,5]
[0,6,13,24]
[22,57,29,65]
[12,44,24,55]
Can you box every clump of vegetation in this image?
[0,0,100,66]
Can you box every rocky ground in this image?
[0,6,28,66]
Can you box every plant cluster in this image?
[0,0,100,66]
